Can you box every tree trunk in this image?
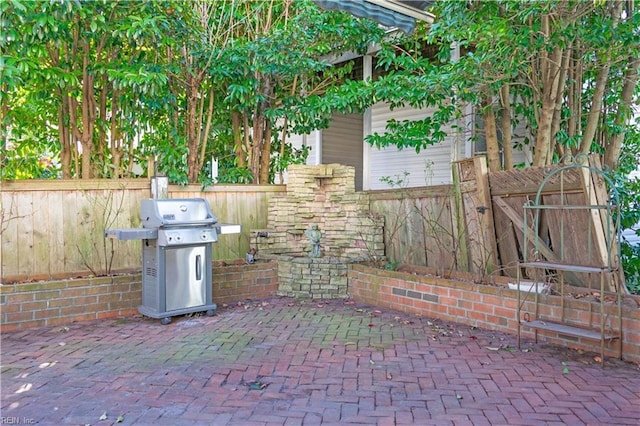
[186,77,201,183]
[482,95,501,172]
[550,44,571,162]
[250,108,264,183]
[97,73,108,172]
[76,42,96,180]
[231,110,245,168]
[577,55,612,158]
[198,88,215,174]
[110,89,122,177]
[604,55,640,169]
[578,1,622,159]
[259,121,272,183]
[58,97,72,179]
[499,84,513,170]
[533,45,563,166]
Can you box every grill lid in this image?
[140,198,218,229]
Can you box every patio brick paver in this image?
[1,296,639,425]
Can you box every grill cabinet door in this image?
[165,245,207,311]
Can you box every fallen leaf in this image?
[99,412,108,421]
[116,415,125,423]
[486,347,501,351]
[246,380,268,390]
[373,310,382,314]
[369,359,375,365]
[563,367,570,374]
[594,356,603,363]
[456,394,463,400]
[386,372,392,380]
[368,323,375,328]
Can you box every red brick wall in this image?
[0,262,278,331]
[213,261,278,304]
[0,275,141,331]
[348,263,640,364]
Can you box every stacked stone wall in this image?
[251,164,384,298]
[276,256,348,299]
[251,164,384,262]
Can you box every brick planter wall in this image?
[0,275,142,331]
[1,261,278,331]
[348,263,640,364]
[212,261,278,303]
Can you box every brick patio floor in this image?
[2,297,639,425]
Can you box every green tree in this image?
[2,0,384,184]
[2,0,170,179]
[212,0,383,183]
[302,0,639,172]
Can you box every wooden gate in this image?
[486,156,624,292]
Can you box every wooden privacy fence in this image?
[0,180,284,283]
[366,156,621,291]
[367,157,498,278]
[0,157,621,289]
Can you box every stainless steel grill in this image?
[106,198,240,324]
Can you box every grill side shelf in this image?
[105,228,158,240]
[215,223,242,235]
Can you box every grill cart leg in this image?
[160,317,171,325]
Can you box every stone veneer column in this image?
[251,164,385,298]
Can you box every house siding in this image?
[367,103,459,189]
[322,112,364,190]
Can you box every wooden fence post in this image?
[453,157,499,277]
[451,162,469,272]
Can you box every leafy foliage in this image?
[1,0,384,183]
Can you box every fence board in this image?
[421,195,456,271]
[48,191,65,274]
[368,186,456,269]
[32,191,49,275]
[491,195,524,277]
